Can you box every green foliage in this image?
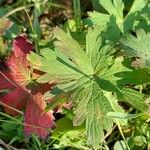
[28,26,148,149]
[1,0,150,149]
[85,0,149,41]
[114,140,127,150]
[120,29,150,67]
[52,117,88,149]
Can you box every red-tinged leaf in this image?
[13,36,33,58]
[6,56,31,86]
[24,92,55,138]
[0,71,16,89]
[0,38,31,115]
[0,35,56,138]
[5,36,33,86]
[0,87,28,116]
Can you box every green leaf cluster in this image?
[28,23,149,148]
[21,0,150,149]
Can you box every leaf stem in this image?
[24,9,39,54]
[0,101,23,115]
[117,120,130,150]
[0,71,17,87]
[73,0,81,31]
[2,3,70,18]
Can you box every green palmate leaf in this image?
[54,28,93,75]
[128,0,147,14]
[73,81,114,149]
[120,29,150,67]
[120,88,147,112]
[100,57,128,84]
[99,0,124,21]
[100,57,150,85]
[87,11,110,28]
[87,26,119,76]
[28,26,148,149]
[115,68,150,85]
[86,26,115,72]
[86,0,148,41]
[99,0,115,14]
[91,0,124,32]
[104,92,124,113]
[86,26,102,68]
[123,0,148,31]
[86,83,113,149]
[28,48,82,84]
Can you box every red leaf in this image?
[5,36,33,86]
[0,87,28,115]
[6,56,31,86]
[0,71,16,89]
[13,36,33,57]
[0,35,55,138]
[0,35,32,115]
[24,92,55,138]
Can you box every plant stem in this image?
[117,120,131,150]
[2,3,70,18]
[24,9,40,54]
[73,0,81,31]
[0,101,23,115]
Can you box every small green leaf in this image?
[133,136,147,147]
[114,140,127,150]
[120,29,150,67]
[52,117,75,138]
